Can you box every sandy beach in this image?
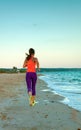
[0,73,81,130]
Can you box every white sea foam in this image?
[41,89,51,92]
[60,97,70,104]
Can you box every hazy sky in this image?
[0,0,81,68]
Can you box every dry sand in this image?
[0,73,81,130]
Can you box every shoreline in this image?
[39,73,81,113]
[0,73,81,130]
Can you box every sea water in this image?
[39,68,81,112]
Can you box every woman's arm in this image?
[35,58,40,71]
[23,58,28,68]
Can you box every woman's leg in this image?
[31,73,37,105]
[32,73,37,96]
[26,72,32,96]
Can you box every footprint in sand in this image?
[0,113,7,120]
[44,114,48,118]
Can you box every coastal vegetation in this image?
[0,67,26,73]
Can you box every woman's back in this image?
[27,58,36,72]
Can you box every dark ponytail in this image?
[25,53,31,60]
[26,48,35,61]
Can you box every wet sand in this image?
[0,73,81,130]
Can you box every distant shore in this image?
[0,73,81,130]
[0,67,81,73]
[0,68,26,73]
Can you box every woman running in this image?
[23,48,40,106]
